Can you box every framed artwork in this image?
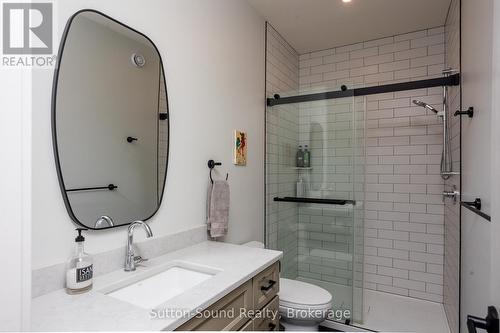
[233,130,247,166]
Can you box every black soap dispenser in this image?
[65,228,93,294]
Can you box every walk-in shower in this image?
[265,21,461,329]
[265,54,461,328]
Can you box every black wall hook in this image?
[208,159,228,184]
[454,107,474,118]
[127,136,138,143]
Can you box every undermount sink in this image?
[101,261,221,309]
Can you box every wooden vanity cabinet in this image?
[175,261,280,331]
[252,296,280,331]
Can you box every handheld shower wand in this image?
[412,94,453,180]
[412,100,439,114]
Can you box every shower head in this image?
[412,100,439,114]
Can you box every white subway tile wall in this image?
[298,27,447,303]
[265,25,300,278]
[444,0,460,332]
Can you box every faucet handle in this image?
[133,256,148,265]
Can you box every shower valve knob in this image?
[443,185,459,203]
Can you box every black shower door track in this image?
[267,73,460,106]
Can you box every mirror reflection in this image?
[53,11,169,229]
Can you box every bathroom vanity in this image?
[31,241,282,331]
[176,260,280,331]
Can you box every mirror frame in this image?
[51,9,170,230]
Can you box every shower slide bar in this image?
[273,196,356,206]
[267,74,460,106]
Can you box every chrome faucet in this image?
[94,215,114,228]
[124,220,153,271]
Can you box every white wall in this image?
[0,69,31,329]
[32,0,265,270]
[491,0,500,311]
[461,0,498,329]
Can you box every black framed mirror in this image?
[52,9,169,230]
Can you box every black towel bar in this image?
[467,306,498,333]
[461,198,491,222]
[67,184,117,192]
[273,197,355,206]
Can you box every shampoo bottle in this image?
[66,228,93,294]
[303,145,311,167]
[296,177,305,197]
[296,145,304,167]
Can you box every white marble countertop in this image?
[31,241,282,331]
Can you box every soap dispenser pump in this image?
[66,228,93,294]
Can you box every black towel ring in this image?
[208,159,229,184]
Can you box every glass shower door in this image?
[265,88,365,324]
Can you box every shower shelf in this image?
[291,167,312,170]
[273,196,355,205]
